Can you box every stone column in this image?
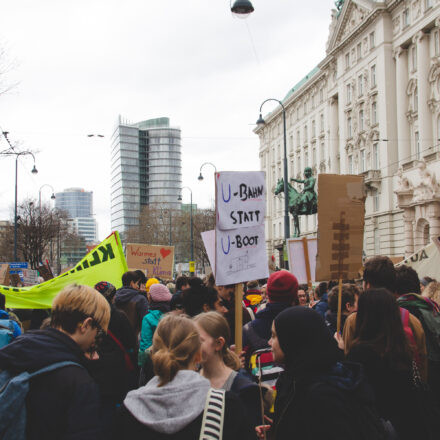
[414,31,432,154]
[403,209,415,257]
[394,47,411,163]
[329,96,339,173]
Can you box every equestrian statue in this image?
[274,167,317,237]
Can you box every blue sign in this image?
[8,262,28,269]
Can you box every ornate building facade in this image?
[256,0,440,264]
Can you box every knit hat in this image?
[145,278,159,293]
[267,270,299,304]
[149,283,172,303]
[94,281,116,301]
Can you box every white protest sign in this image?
[287,237,317,284]
[201,230,216,275]
[215,171,268,285]
[216,171,265,230]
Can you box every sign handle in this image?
[336,278,343,334]
[302,237,312,291]
[234,283,243,354]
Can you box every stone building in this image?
[255,0,440,264]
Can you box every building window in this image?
[373,142,379,169]
[320,113,324,133]
[348,155,353,174]
[297,130,300,146]
[320,142,325,159]
[426,0,432,9]
[320,88,324,103]
[347,115,352,138]
[304,101,307,115]
[415,131,420,159]
[435,31,440,56]
[411,45,417,71]
[312,146,316,166]
[403,8,409,27]
[305,150,309,167]
[312,120,316,138]
[371,101,377,125]
[360,149,366,172]
[371,64,376,87]
[346,83,352,104]
[373,191,380,212]
[374,227,380,254]
[358,74,363,96]
[357,43,362,60]
[289,134,294,150]
[369,31,375,49]
[359,109,364,131]
[345,52,350,69]
[297,154,301,174]
[304,125,308,142]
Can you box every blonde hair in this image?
[423,281,440,305]
[51,284,110,332]
[194,311,241,371]
[151,314,201,387]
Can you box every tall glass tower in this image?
[110,116,182,235]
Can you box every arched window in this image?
[424,223,430,246]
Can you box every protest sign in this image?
[315,174,365,334]
[287,237,317,285]
[0,264,9,285]
[396,241,440,278]
[126,243,174,279]
[201,230,216,275]
[215,171,268,286]
[22,269,39,286]
[1,231,128,309]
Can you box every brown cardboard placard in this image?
[315,174,365,281]
[126,243,174,279]
[0,264,9,285]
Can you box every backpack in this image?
[0,319,15,348]
[0,361,82,440]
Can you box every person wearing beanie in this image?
[139,283,172,367]
[243,270,299,361]
[145,277,160,293]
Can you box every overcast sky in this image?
[0,0,333,240]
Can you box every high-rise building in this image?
[111,116,182,235]
[55,188,98,243]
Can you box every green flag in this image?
[1,231,128,309]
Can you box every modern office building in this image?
[256,0,440,265]
[111,116,182,236]
[55,188,98,243]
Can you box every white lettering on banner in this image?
[216,171,266,230]
[215,171,269,285]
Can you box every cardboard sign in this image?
[315,174,365,281]
[287,237,317,284]
[215,171,268,285]
[0,264,9,285]
[126,243,174,279]
[22,269,39,286]
[216,171,266,230]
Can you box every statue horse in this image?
[274,178,311,237]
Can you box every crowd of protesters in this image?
[1,257,440,439]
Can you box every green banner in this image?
[1,231,128,309]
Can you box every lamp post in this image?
[178,187,194,275]
[198,162,217,181]
[230,0,254,17]
[257,99,290,266]
[38,184,56,213]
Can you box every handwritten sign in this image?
[287,237,317,284]
[215,171,268,285]
[216,171,266,230]
[126,243,174,279]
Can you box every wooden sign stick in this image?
[234,283,243,354]
[302,237,313,292]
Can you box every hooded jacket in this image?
[271,307,383,440]
[0,328,101,440]
[115,370,254,440]
[114,286,149,334]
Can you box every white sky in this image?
[0,0,333,240]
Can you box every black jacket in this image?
[114,392,254,440]
[0,328,101,440]
[114,286,149,334]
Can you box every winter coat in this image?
[0,309,21,338]
[347,343,429,440]
[223,299,251,343]
[87,305,138,405]
[113,370,255,440]
[0,327,101,440]
[313,292,328,318]
[325,310,348,335]
[114,286,149,335]
[243,302,291,354]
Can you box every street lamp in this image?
[39,184,56,212]
[178,187,194,275]
[198,162,217,181]
[230,0,254,17]
[257,98,290,262]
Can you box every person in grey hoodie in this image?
[114,314,255,440]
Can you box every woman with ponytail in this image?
[115,314,254,440]
[194,311,262,428]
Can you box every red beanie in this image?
[267,270,299,304]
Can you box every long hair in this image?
[194,311,241,370]
[151,314,201,387]
[351,288,412,371]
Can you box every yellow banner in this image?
[1,232,128,309]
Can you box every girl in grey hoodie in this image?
[114,314,255,440]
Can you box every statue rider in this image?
[290,167,317,214]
